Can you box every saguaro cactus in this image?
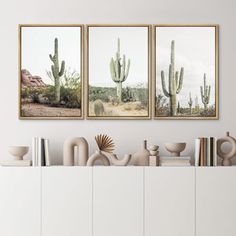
[161,40,184,116]
[188,93,193,115]
[110,38,130,103]
[200,73,211,111]
[49,38,65,104]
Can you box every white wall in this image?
[0,0,235,165]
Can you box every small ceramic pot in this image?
[165,143,186,157]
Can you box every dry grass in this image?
[21,103,81,117]
[89,101,148,117]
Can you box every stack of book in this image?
[0,160,32,166]
[32,137,51,166]
[195,137,217,166]
[160,156,191,166]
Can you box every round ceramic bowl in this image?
[8,146,29,160]
[165,143,186,157]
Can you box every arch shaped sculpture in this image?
[102,152,131,166]
[63,137,89,166]
[87,150,110,166]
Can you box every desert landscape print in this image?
[155,26,218,119]
[20,25,83,119]
[87,26,150,119]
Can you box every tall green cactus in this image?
[49,38,65,104]
[188,92,193,114]
[161,40,184,116]
[110,38,130,103]
[200,73,211,110]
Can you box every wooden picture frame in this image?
[154,25,219,120]
[86,25,151,120]
[19,24,84,120]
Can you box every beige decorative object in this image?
[8,146,29,160]
[149,156,158,166]
[95,134,115,153]
[87,150,110,166]
[102,152,131,166]
[165,142,186,157]
[63,137,89,166]
[148,145,159,166]
[149,145,159,156]
[217,132,236,166]
[131,140,150,166]
[94,134,131,166]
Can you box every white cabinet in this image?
[0,167,41,236]
[145,167,195,236]
[196,167,236,236]
[42,167,92,236]
[93,167,143,236]
[1,166,236,236]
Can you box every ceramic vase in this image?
[132,140,150,166]
[63,137,89,166]
[87,150,110,166]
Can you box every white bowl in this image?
[8,146,29,160]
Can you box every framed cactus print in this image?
[154,25,219,120]
[19,25,84,119]
[86,25,151,119]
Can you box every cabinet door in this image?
[145,167,195,236]
[0,167,41,236]
[93,167,143,236]
[196,167,236,236]
[42,167,92,236]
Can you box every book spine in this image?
[204,138,207,166]
[207,137,211,166]
[41,139,46,167]
[200,138,204,166]
[35,137,38,166]
[32,137,35,166]
[44,139,50,166]
[195,139,200,166]
[38,137,42,166]
[213,137,218,166]
[210,137,214,166]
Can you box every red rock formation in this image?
[21,69,46,87]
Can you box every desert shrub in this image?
[21,87,49,104]
[60,69,81,108]
[133,83,148,107]
[45,68,81,108]
[89,86,115,102]
[122,87,135,102]
[200,106,216,116]
[21,88,30,99]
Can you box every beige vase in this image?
[63,137,89,166]
[131,140,150,166]
[87,150,110,166]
